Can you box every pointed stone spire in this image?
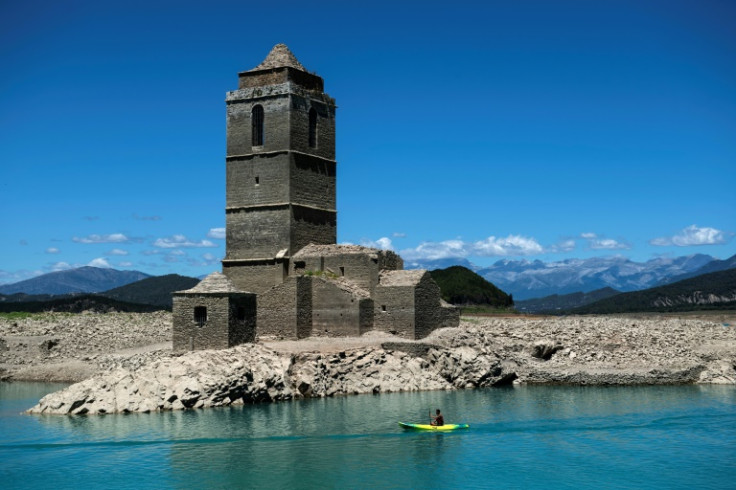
[249,44,306,72]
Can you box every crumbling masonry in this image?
[173,44,459,350]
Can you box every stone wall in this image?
[226,96,292,155]
[226,153,290,208]
[310,278,365,337]
[290,207,337,255]
[415,274,451,339]
[291,153,336,209]
[372,285,416,338]
[223,261,286,294]
[289,95,336,160]
[228,296,258,346]
[172,293,256,350]
[225,206,291,260]
[257,278,298,339]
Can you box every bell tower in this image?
[222,44,337,292]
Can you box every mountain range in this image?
[409,253,736,300]
[0,266,150,296]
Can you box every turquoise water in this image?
[2,383,735,489]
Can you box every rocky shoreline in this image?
[5,312,733,415]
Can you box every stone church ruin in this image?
[173,44,459,350]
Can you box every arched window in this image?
[308,107,317,148]
[252,105,264,147]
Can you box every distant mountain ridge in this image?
[0,266,150,295]
[515,287,620,313]
[101,274,200,307]
[571,268,736,314]
[409,253,735,300]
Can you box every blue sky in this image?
[1,0,734,284]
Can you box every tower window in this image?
[194,306,207,327]
[255,176,260,185]
[308,108,317,148]
[252,105,264,147]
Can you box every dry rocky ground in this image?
[1,311,734,415]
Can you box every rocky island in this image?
[2,311,733,415]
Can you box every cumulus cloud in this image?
[45,247,60,254]
[581,233,630,250]
[153,235,217,249]
[400,235,545,261]
[107,249,128,256]
[207,227,226,239]
[360,237,394,250]
[118,261,133,267]
[73,233,130,244]
[650,225,732,247]
[51,262,73,271]
[392,232,407,238]
[88,258,112,268]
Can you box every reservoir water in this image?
[2,383,735,489]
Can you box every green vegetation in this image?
[429,266,514,307]
[570,269,736,314]
[303,270,339,279]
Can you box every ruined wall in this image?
[310,278,364,337]
[414,274,448,339]
[228,296,258,346]
[172,294,256,350]
[223,262,286,294]
[257,278,299,339]
[372,285,416,338]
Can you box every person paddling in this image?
[430,409,444,426]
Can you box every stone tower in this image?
[222,44,337,293]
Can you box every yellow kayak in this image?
[399,422,469,431]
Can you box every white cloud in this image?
[581,232,630,250]
[88,257,112,268]
[118,261,133,267]
[107,249,128,256]
[392,232,407,238]
[400,235,545,260]
[73,233,129,244]
[650,225,732,247]
[207,227,226,239]
[45,247,60,254]
[361,237,394,250]
[51,262,73,271]
[153,234,217,249]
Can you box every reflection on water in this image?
[1,383,735,489]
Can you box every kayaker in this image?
[431,409,444,426]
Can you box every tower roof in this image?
[249,44,306,72]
